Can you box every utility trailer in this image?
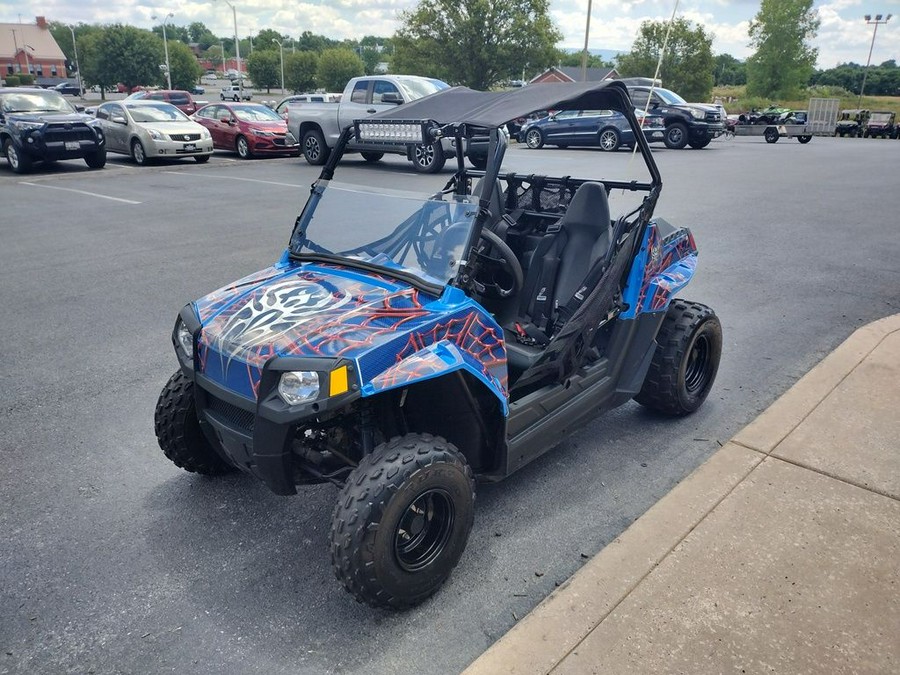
[734,97,839,144]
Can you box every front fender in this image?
[362,339,509,415]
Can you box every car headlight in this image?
[250,128,275,136]
[175,318,193,357]
[147,129,164,140]
[13,120,43,132]
[690,108,706,120]
[278,371,319,405]
[201,129,211,139]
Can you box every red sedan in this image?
[191,102,299,159]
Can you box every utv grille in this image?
[206,394,255,432]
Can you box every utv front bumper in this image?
[174,311,359,495]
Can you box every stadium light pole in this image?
[220,0,242,97]
[857,14,892,108]
[279,40,286,95]
[580,0,593,82]
[152,12,174,89]
[69,25,83,97]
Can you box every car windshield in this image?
[0,90,74,113]
[232,105,282,122]
[656,88,687,105]
[125,103,189,122]
[871,112,892,122]
[396,78,450,101]
[290,181,477,288]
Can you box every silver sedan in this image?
[94,100,213,165]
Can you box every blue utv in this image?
[154,80,722,609]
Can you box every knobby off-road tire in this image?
[330,433,475,609]
[635,300,722,416]
[154,371,236,475]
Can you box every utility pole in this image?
[220,0,243,97]
[69,25,82,97]
[152,13,174,89]
[580,0,593,82]
[857,14,892,108]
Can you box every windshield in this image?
[396,78,450,101]
[232,105,282,122]
[0,90,75,114]
[290,181,477,288]
[871,112,892,122]
[125,103,188,122]
[656,88,687,105]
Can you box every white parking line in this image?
[19,182,142,204]
[160,171,300,188]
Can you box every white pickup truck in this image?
[288,75,477,173]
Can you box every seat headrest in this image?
[561,182,610,238]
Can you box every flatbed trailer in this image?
[733,97,839,144]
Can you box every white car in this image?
[94,100,214,165]
[220,85,252,101]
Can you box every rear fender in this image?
[362,339,509,415]
[621,220,698,318]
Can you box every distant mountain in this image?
[560,48,623,63]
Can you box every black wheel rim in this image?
[684,333,712,394]
[669,128,683,144]
[394,489,455,572]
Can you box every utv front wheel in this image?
[154,371,236,475]
[635,300,722,416]
[330,433,475,609]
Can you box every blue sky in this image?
[3,0,898,68]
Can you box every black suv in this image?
[622,81,724,149]
[0,87,106,173]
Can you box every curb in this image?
[464,314,900,675]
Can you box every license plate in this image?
[183,143,196,151]
[65,141,80,150]
[652,131,664,138]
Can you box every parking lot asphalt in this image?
[1,136,899,675]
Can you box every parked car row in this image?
[0,87,299,174]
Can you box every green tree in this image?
[152,23,190,44]
[247,50,281,91]
[713,53,747,86]
[317,48,365,91]
[392,0,560,89]
[204,44,226,70]
[284,51,318,92]
[295,31,337,52]
[81,25,163,93]
[254,29,284,52]
[188,21,218,49]
[746,0,819,99]
[48,22,103,73]
[557,51,615,70]
[616,18,715,101]
[167,40,203,90]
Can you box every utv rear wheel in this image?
[764,127,779,143]
[330,433,475,609]
[154,371,236,475]
[635,300,722,416]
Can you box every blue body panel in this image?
[519,109,666,147]
[192,256,508,410]
[621,221,698,319]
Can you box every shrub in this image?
[18,73,34,85]
[4,75,21,87]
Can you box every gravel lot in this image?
[1,136,898,675]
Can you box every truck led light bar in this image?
[354,120,432,144]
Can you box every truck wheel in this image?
[330,433,475,609]
[688,138,711,149]
[84,147,107,169]
[524,128,544,149]
[154,371,236,475]
[467,154,487,169]
[361,151,383,163]
[635,300,722,416]
[4,139,32,174]
[663,123,689,149]
[132,139,152,165]
[235,135,252,159]
[598,128,620,152]
[302,129,329,165]
[764,127,779,144]
[797,135,812,144]
[412,142,446,173]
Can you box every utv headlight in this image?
[175,319,193,356]
[690,108,706,120]
[278,371,319,405]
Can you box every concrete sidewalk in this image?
[466,315,900,674]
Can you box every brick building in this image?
[1,17,68,82]
[529,66,619,84]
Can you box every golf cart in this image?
[154,81,722,609]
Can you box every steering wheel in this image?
[475,228,524,299]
